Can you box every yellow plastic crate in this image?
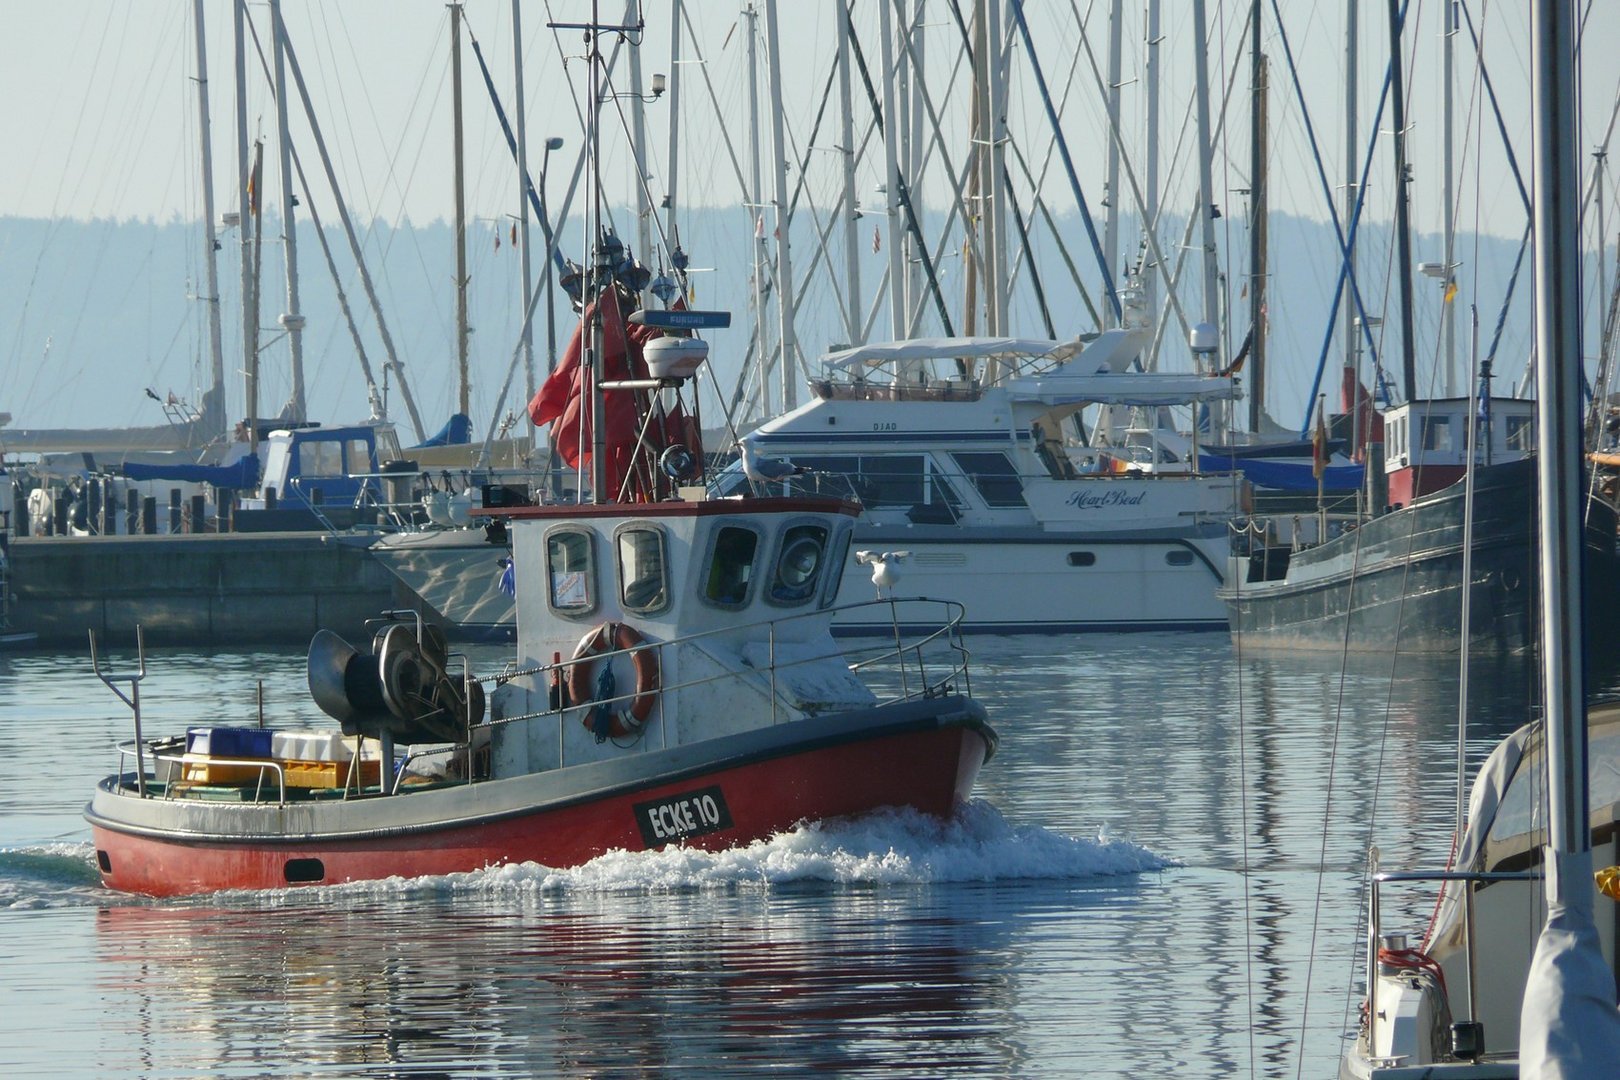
[179,753,276,785]
[282,757,383,789]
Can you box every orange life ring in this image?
[570,622,660,739]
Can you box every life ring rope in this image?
[569,622,661,742]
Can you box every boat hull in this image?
[1220,459,1620,654]
[87,699,993,897]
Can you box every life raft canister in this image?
[569,622,660,741]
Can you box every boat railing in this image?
[484,596,972,755]
[1364,859,1542,1048]
[116,741,290,804]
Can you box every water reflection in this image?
[93,882,1141,1077]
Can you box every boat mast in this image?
[1342,0,1360,452]
[666,1,682,248]
[268,0,307,422]
[452,3,471,421]
[764,0,798,411]
[1247,0,1267,432]
[628,41,652,284]
[1102,0,1123,328]
[985,0,1009,336]
[1440,0,1457,397]
[835,0,863,347]
[247,142,264,449]
[513,0,536,435]
[1531,0,1591,928]
[234,0,255,451]
[1143,0,1161,326]
[1386,0,1416,403]
[190,0,227,442]
[587,4,607,503]
[878,0,907,342]
[744,2,771,418]
[1191,0,1221,370]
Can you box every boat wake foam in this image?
[355,799,1174,897]
[1,803,1171,906]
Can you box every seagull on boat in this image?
[855,550,911,597]
[738,437,809,485]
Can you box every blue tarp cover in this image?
[414,413,472,448]
[120,455,261,489]
[1198,454,1364,492]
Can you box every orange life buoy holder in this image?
[569,622,661,741]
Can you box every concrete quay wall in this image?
[7,532,417,648]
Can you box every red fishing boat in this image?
[84,18,993,892]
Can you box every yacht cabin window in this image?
[299,439,344,479]
[702,525,760,608]
[789,454,960,512]
[769,523,829,605]
[950,452,1027,507]
[545,529,596,614]
[616,526,669,613]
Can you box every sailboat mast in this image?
[764,0,798,411]
[513,0,536,434]
[835,0,863,347]
[268,0,306,422]
[1191,0,1221,368]
[190,0,226,440]
[1342,0,1360,452]
[234,0,254,451]
[452,3,471,420]
[1530,0,1590,893]
[744,2,771,418]
[1247,0,1267,432]
[878,0,906,341]
[1440,0,1457,396]
[1386,0,1417,403]
[1143,0,1161,323]
[1102,0,1122,328]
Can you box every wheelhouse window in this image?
[546,529,595,613]
[769,524,829,605]
[703,525,761,608]
[820,525,853,607]
[950,451,1027,507]
[345,438,373,472]
[1506,416,1534,453]
[617,527,669,613]
[1421,416,1454,452]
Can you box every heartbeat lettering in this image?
[1065,489,1148,509]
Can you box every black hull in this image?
[1220,458,1620,654]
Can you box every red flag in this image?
[528,288,644,500]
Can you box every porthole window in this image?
[769,524,829,605]
[1165,549,1194,567]
[1067,551,1096,567]
[703,525,761,608]
[546,529,596,614]
[617,527,669,613]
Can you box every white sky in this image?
[3,2,1614,240]
[3,2,1619,434]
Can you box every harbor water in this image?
[0,632,1572,1077]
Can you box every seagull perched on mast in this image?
[855,550,911,597]
[738,437,810,485]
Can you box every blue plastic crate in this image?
[186,727,274,759]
